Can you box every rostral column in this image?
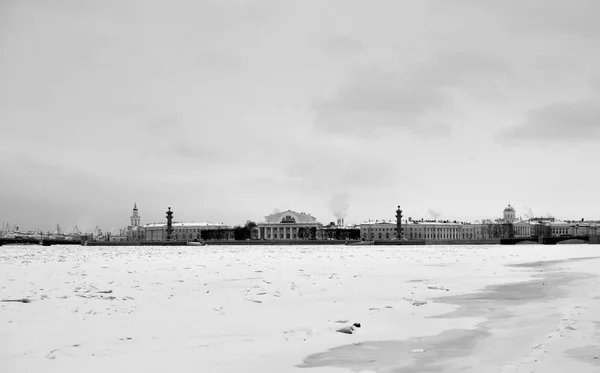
[166,207,174,240]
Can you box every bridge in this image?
[501,236,591,245]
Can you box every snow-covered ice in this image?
[1,244,600,372]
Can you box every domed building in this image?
[502,204,532,238]
[257,210,323,240]
[503,204,516,222]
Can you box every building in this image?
[256,210,322,240]
[402,220,476,240]
[503,204,516,222]
[128,206,233,241]
[125,203,142,241]
[502,204,535,237]
[388,204,525,241]
[139,222,232,241]
[360,220,398,241]
[514,220,531,237]
[548,221,571,236]
[564,220,600,236]
[131,204,140,227]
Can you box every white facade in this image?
[257,210,322,240]
[403,221,476,240]
[514,220,531,237]
[140,222,231,241]
[126,204,142,241]
[360,221,398,240]
[566,221,600,236]
[503,204,516,222]
[548,221,570,236]
[130,203,140,227]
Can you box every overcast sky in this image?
[1,0,599,233]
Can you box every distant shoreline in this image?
[2,236,596,247]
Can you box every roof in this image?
[404,221,465,226]
[141,222,229,228]
[504,204,515,212]
[360,221,396,226]
[263,210,318,224]
[547,221,571,226]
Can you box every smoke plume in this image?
[428,209,441,221]
[330,194,350,220]
[523,207,535,220]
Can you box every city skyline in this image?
[2,201,595,235]
[1,1,599,232]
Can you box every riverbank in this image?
[2,236,598,246]
[84,240,190,246]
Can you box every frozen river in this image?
[1,244,600,373]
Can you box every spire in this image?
[131,203,140,227]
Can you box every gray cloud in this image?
[496,97,600,144]
[312,67,453,136]
[313,51,511,137]
[282,143,400,190]
[504,0,600,37]
[3,0,600,228]
[0,153,133,231]
[430,0,600,37]
[144,115,241,164]
[322,34,367,56]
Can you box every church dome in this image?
[504,204,515,212]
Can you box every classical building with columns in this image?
[257,210,323,240]
[370,204,535,241]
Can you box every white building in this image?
[548,221,571,236]
[503,204,517,222]
[402,221,477,240]
[514,220,531,237]
[500,204,533,237]
[256,210,322,240]
[360,221,398,241]
[388,204,531,241]
[139,222,231,241]
[566,221,600,236]
[125,203,142,241]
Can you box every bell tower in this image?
[130,203,140,227]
